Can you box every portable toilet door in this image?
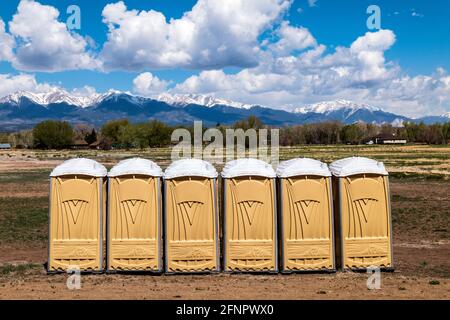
[277,158,335,272]
[222,158,277,272]
[329,157,394,270]
[164,159,219,273]
[107,158,163,272]
[48,158,107,272]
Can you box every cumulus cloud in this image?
[370,70,450,116]
[0,1,448,117]
[100,0,291,70]
[0,74,104,101]
[0,19,15,62]
[174,29,398,96]
[70,85,99,97]
[133,72,169,95]
[172,29,450,117]
[8,0,100,72]
[268,21,317,55]
[348,29,397,83]
[0,73,53,97]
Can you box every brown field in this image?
[0,145,449,299]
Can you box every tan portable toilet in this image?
[164,159,219,273]
[329,157,393,270]
[107,158,163,272]
[277,158,335,272]
[222,158,277,272]
[48,158,107,272]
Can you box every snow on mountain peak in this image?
[0,88,141,108]
[0,88,104,108]
[155,93,255,109]
[293,99,381,115]
[3,90,443,123]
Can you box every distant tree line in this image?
[100,119,172,149]
[0,117,449,149]
[280,121,450,145]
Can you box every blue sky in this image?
[0,0,449,117]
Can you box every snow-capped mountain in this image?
[99,90,149,105]
[0,90,448,131]
[294,99,380,115]
[0,90,255,110]
[292,99,405,125]
[155,93,255,110]
[0,88,104,108]
[0,88,147,108]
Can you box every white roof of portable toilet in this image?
[50,158,107,177]
[164,158,218,179]
[329,156,388,177]
[108,158,163,177]
[276,158,331,178]
[221,158,276,178]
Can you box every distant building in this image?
[71,139,89,149]
[367,134,407,145]
[0,143,12,150]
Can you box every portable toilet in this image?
[164,159,219,273]
[329,157,393,270]
[276,158,335,272]
[221,158,277,272]
[48,158,107,272]
[107,158,163,272]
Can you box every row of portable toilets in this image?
[47,157,394,274]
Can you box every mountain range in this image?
[0,89,449,131]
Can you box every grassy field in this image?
[0,145,449,299]
[2,144,449,175]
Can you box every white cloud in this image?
[175,30,398,96]
[348,29,397,83]
[100,0,291,70]
[0,73,53,97]
[268,21,317,55]
[350,30,395,53]
[133,72,169,96]
[70,85,99,97]
[0,19,15,62]
[8,0,100,72]
[0,1,448,117]
[172,29,450,117]
[370,71,450,116]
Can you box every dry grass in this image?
[0,145,449,299]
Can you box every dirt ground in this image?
[0,147,449,300]
[0,239,449,300]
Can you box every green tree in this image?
[341,123,365,144]
[33,120,74,149]
[233,116,264,130]
[117,123,137,149]
[84,128,98,145]
[134,120,172,148]
[441,122,450,143]
[101,119,130,146]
